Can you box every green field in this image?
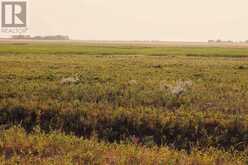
[1,42,248,164]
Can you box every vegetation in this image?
[0,127,246,165]
[1,42,248,164]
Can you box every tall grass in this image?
[1,42,248,163]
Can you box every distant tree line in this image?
[208,39,248,43]
[11,35,70,40]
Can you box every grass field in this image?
[1,41,248,164]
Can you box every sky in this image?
[3,0,248,41]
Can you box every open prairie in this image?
[1,41,248,164]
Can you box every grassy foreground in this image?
[1,42,248,164]
[0,127,246,165]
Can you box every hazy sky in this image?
[5,0,248,41]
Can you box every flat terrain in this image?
[0,41,248,164]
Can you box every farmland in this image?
[1,41,248,164]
